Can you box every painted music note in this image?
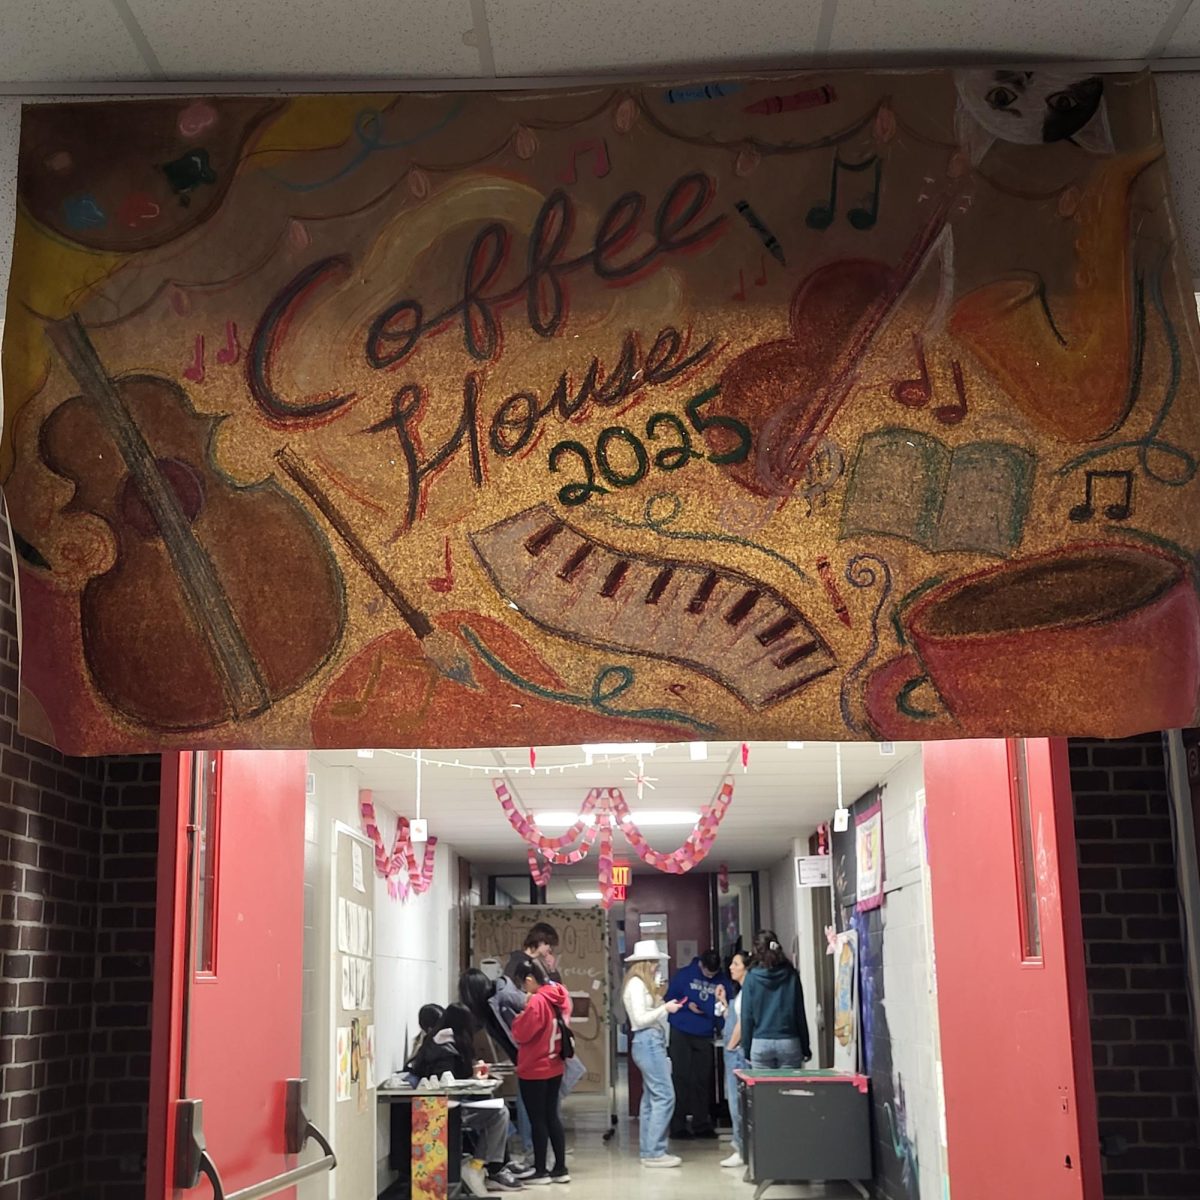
[183,334,205,383]
[732,269,746,301]
[215,320,240,366]
[1069,468,1133,522]
[428,537,455,593]
[934,359,969,426]
[329,651,384,718]
[892,333,932,408]
[806,154,882,232]
[561,138,611,184]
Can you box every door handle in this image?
[176,1079,337,1199]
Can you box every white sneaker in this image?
[642,1155,682,1168]
[720,1151,744,1168]
[462,1161,490,1198]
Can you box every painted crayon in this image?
[734,201,786,267]
[663,82,743,104]
[744,84,837,116]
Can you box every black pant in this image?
[518,1075,566,1176]
[668,1028,715,1135]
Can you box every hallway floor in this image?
[555,1091,863,1199]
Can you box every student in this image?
[621,941,685,1169]
[407,1005,525,1195]
[460,967,536,1178]
[664,948,730,1139]
[740,930,813,1070]
[715,950,752,1169]
[511,958,571,1185]
[460,968,519,1066]
[504,922,563,984]
[404,1003,445,1084]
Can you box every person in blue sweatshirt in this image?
[739,929,813,1069]
[664,949,731,1139]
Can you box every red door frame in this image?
[146,751,189,1199]
[925,737,1102,1199]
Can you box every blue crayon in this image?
[663,82,743,105]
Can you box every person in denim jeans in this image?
[740,930,812,1071]
[715,951,752,1168]
[621,941,685,1168]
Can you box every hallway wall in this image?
[832,751,945,1200]
[1070,735,1200,1199]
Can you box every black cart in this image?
[736,1068,872,1199]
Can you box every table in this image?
[735,1068,872,1200]
[378,1080,502,1200]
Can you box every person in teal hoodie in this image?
[739,929,813,1069]
[664,950,731,1138]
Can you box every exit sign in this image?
[612,864,631,886]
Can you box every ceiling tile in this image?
[125,0,480,78]
[485,0,823,76]
[828,0,1177,59]
[1165,1,1200,54]
[0,1,150,82]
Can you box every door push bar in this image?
[175,1078,337,1199]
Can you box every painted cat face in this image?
[955,69,1113,163]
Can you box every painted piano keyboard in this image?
[470,505,836,709]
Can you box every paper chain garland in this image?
[493,779,735,908]
[360,792,439,901]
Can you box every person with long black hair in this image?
[739,930,813,1070]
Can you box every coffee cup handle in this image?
[864,651,960,739]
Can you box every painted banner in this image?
[3,69,1200,754]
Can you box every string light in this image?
[379,747,671,775]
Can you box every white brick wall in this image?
[879,752,948,1200]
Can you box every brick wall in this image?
[1070,735,1200,1200]
[0,513,159,1200]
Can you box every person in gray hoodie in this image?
[739,929,813,1070]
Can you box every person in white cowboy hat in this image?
[620,940,685,1169]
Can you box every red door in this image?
[924,738,1101,1199]
[147,750,321,1198]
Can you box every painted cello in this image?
[40,315,345,731]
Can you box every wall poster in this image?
[4,69,1199,754]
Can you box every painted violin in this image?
[41,315,345,731]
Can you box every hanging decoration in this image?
[493,777,735,907]
[360,790,438,901]
[718,863,730,894]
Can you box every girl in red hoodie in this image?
[511,957,571,1185]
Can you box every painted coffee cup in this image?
[865,542,1200,738]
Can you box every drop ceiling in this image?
[311,740,920,870]
[0,0,1198,87]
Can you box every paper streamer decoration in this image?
[360,790,438,901]
[493,779,734,906]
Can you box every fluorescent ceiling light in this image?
[357,749,374,758]
[689,742,707,761]
[641,920,664,929]
[534,812,598,828]
[581,743,657,758]
[630,810,699,826]
[575,891,603,900]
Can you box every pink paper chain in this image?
[360,793,438,901]
[492,779,736,901]
[610,782,734,874]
